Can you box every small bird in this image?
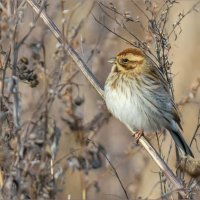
[104,48,193,158]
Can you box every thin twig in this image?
[190,109,200,147]
[95,3,157,62]
[0,48,11,109]
[87,139,129,200]
[168,0,200,39]
[17,0,46,48]
[130,0,150,20]
[129,128,187,198]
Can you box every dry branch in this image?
[26,0,187,198]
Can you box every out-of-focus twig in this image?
[95,2,157,62]
[88,139,129,200]
[177,77,200,106]
[26,0,104,99]
[168,0,200,39]
[190,109,200,147]
[0,48,11,109]
[84,112,110,132]
[26,0,187,198]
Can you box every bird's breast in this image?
[104,74,162,132]
[105,76,144,130]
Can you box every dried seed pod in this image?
[19,57,29,65]
[19,74,26,80]
[30,80,39,88]
[20,65,28,72]
[179,156,200,177]
[74,96,84,106]
[27,73,35,81]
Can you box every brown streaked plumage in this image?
[117,48,144,57]
[105,48,193,158]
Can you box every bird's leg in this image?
[134,129,144,144]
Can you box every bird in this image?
[104,48,193,158]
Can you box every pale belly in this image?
[104,84,162,132]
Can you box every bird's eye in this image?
[122,58,129,63]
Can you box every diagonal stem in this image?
[133,131,186,197]
[26,0,187,198]
[26,0,104,98]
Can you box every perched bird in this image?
[104,48,193,158]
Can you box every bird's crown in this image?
[117,48,144,57]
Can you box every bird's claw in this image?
[134,129,144,144]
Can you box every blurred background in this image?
[1,0,200,199]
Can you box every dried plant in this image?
[0,0,200,199]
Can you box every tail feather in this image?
[170,129,194,158]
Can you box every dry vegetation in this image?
[0,0,200,199]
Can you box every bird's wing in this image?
[141,62,182,130]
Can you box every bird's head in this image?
[108,48,146,74]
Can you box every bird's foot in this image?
[134,129,144,144]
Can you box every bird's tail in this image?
[170,129,194,158]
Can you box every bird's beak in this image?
[107,57,116,64]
